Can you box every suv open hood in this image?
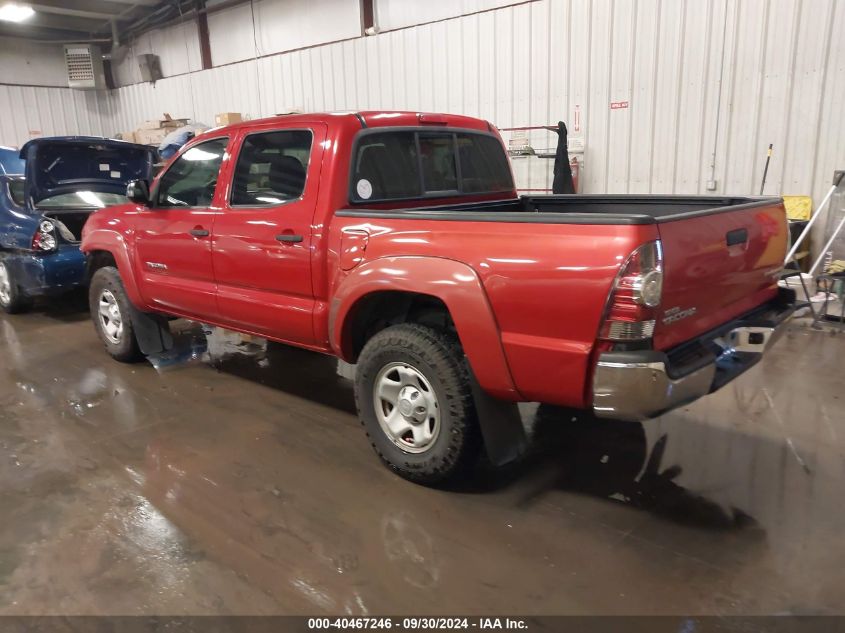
[19,136,155,206]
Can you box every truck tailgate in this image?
[653,201,787,351]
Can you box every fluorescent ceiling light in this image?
[0,3,35,22]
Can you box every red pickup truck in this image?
[81,111,795,484]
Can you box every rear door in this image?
[211,124,326,344]
[653,201,787,350]
[133,136,229,319]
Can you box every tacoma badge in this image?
[663,305,697,325]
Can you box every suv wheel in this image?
[355,323,480,485]
[89,266,143,363]
[0,260,32,314]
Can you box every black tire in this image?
[0,260,33,314]
[355,323,480,485]
[88,266,143,363]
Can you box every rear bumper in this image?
[1,246,86,297]
[592,289,796,421]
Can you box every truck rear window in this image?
[351,130,513,203]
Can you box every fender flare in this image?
[329,256,520,401]
[82,229,146,309]
[83,229,173,355]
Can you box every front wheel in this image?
[89,266,143,363]
[0,260,33,314]
[355,323,480,485]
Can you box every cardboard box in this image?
[215,112,243,126]
[134,128,168,146]
[160,113,189,128]
[120,130,136,143]
[138,114,189,130]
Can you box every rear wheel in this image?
[0,260,32,314]
[89,266,143,363]
[355,323,480,485]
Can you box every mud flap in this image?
[126,302,173,356]
[468,369,527,466]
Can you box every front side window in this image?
[156,138,228,208]
[351,130,513,203]
[231,130,312,206]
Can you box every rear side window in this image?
[156,138,228,208]
[351,130,513,203]
[231,130,312,206]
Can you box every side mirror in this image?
[126,179,151,205]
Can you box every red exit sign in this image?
[610,101,629,110]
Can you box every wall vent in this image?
[137,54,162,83]
[64,44,105,90]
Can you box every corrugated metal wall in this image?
[3,0,845,210]
[0,84,112,144]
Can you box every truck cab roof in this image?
[205,111,494,136]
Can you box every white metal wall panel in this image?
[0,85,110,147]
[206,0,361,69]
[376,0,527,31]
[813,0,845,201]
[5,0,839,234]
[783,0,837,195]
[0,37,68,88]
[205,3,255,67]
[258,0,361,57]
[112,21,202,86]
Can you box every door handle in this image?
[276,234,303,243]
[190,228,210,237]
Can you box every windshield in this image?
[36,191,129,209]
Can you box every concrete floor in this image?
[0,303,843,616]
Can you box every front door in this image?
[211,124,326,344]
[133,136,229,320]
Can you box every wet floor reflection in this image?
[152,324,762,531]
[1,313,843,614]
[516,407,758,530]
[148,322,356,413]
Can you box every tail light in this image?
[599,241,663,342]
[32,220,58,252]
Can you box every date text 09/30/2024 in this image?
[307,617,529,630]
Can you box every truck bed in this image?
[336,192,788,373]
[337,194,780,225]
